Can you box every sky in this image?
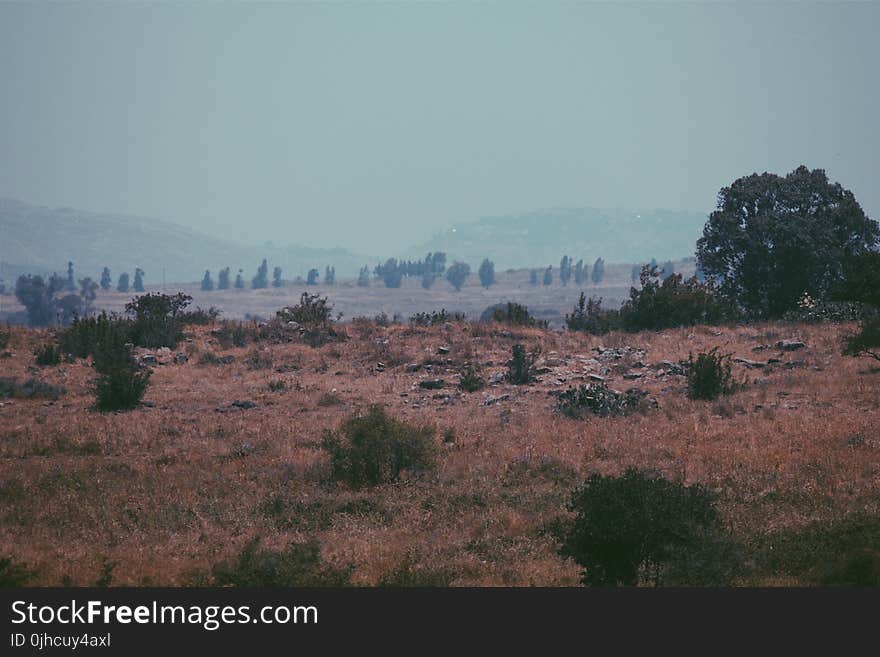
[0,1,877,254]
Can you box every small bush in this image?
[34,343,62,366]
[267,380,286,392]
[321,406,436,487]
[210,537,351,587]
[565,294,619,335]
[0,377,65,401]
[618,267,729,331]
[125,292,193,349]
[685,348,736,400]
[481,302,548,328]
[244,347,273,370]
[0,555,36,587]
[58,312,132,360]
[560,468,722,586]
[92,332,151,411]
[842,315,880,362]
[179,306,220,325]
[506,344,538,384]
[458,361,484,392]
[213,321,255,348]
[276,293,342,346]
[556,383,652,418]
[409,309,466,327]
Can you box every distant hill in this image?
[0,198,371,285]
[403,207,708,268]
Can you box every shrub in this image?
[482,302,548,328]
[179,306,220,325]
[565,294,619,335]
[458,361,484,392]
[556,383,652,418]
[321,406,436,487]
[618,267,730,331]
[560,468,721,586]
[0,377,65,401]
[125,292,192,349]
[34,343,62,366]
[409,309,466,326]
[277,293,341,346]
[213,321,255,348]
[210,537,351,587]
[843,315,880,362]
[58,312,131,360]
[685,348,736,400]
[92,332,151,411]
[506,344,538,384]
[0,556,36,587]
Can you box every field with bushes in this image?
[0,309,877,586]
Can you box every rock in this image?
[419,379,446,390]
[489,372,505,384]
[375,362,386,372]
[157,347,172,355]
[783,360,806,370]
[140,354,159,365]
[437,346,450,355]
[174,353,188,364]
[484,394,510,406]
[533,366,552,375]
[217,355,236,365]
[733,357,766,369]
[230,400,257,409]
[543,357,564,367]
[767,357,782,365]
[587,373,606,382]
[776,340,806,351]
[623,372,642,380]
[405,363,422,373]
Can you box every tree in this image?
[117,272,130,293]
[234,269,245,289]
[661,260,675,280]
[574,259,586,286]
[133,268,145,292]
[559,256,572,286]
[201,270,214,291]
[591,257,605,284]
[15,274,66,326]
[379,259,402,288]
[696,165,880,318]
[529,269,538,286]
[445,261,470,291]
[66,261,76,292]
[325,266,336,286]
[834,252,880,307]
[218,267,231,290]
[78,277,98,315]
[272,266,283,288]
[357,266,370,288]
[252,259,269,289]
[306,268,319,286]
[542,266,553,286]
[478,258,495,288]
[100,267,112,291]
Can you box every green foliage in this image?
[458,360,484,392]
[100,267,112,291]
[272,266,282,288]
[696,166,880,318]
[217,267,231,290]
[0,556,36,587]
[506,344,537,384]
[565,293,618,335]
[561,468,721,586]
[125,292,192,349]
[685,348,736,400]
[132,267,145,293]
[0,377,65,400]
[58,312,130,359]
[234,269,245,289]
[15,273,66,326]
[542,266,552,286]
[834,252,880,307]
[321,406,436,487]
[324,265,336,285]
[201,270,214,291]
[445,261,471,291]
[251,259,269,289]
[483,302,548,328]
[92,329,151,412]
[210,537,351,587]
[842,315,880,362]
[591,257,605,284]
[34,342,62,366]
[559,255,572,286]
[116,272,129,293]
[556,383,651,418]
[409,308,466,326]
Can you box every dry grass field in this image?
[1,310,877,586]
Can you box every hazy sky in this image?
[1,2,877,254]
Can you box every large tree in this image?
[696,166,879,318]
[478,258,495,288]
[445,261,471,291]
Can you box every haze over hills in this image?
[404,208,708,269]
[0,198,708,288]
[0,198,370,285]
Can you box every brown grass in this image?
[0,320,876,586]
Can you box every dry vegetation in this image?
[0,317,877,586]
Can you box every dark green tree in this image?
[201,270,214,291]
[559,255,572,286]
[234,269,245,289]
[117,272,130,293]
[272,266,282,288]
[591,257,605,284]
[306,268,319,286]
[574,259,586,286]
[542,266,553,286]
[15,274,66,326]
[100,267,112,291]
[445,261,470,291]
[133,268,145,292]
[696,165,879,318]
[66,261,76,292]
[325,266,336,285]
[357,266,370,287]
[218,267,231,290]
[251,259,269,289]
[78,277,98,315]
[478,258,495,288]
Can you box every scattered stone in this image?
[776,340,806,351]
[230,400,257,409]
[405,363,422,373]
[437,346,450,355]
[733,357,766,369]
[157,347,172,355]
[484,394,510,406]
[783,360,806,370]
[767,357,782,365]
[173,353,188,364]
[140,354,159,365]
[587,373,606,382]
[623,372,642,380]
[543,357,564,367]
[489,372,505,384]
[533,366,552,375]
[216,355,236,365]
[375,362,386,372]
[419,379,445,390]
